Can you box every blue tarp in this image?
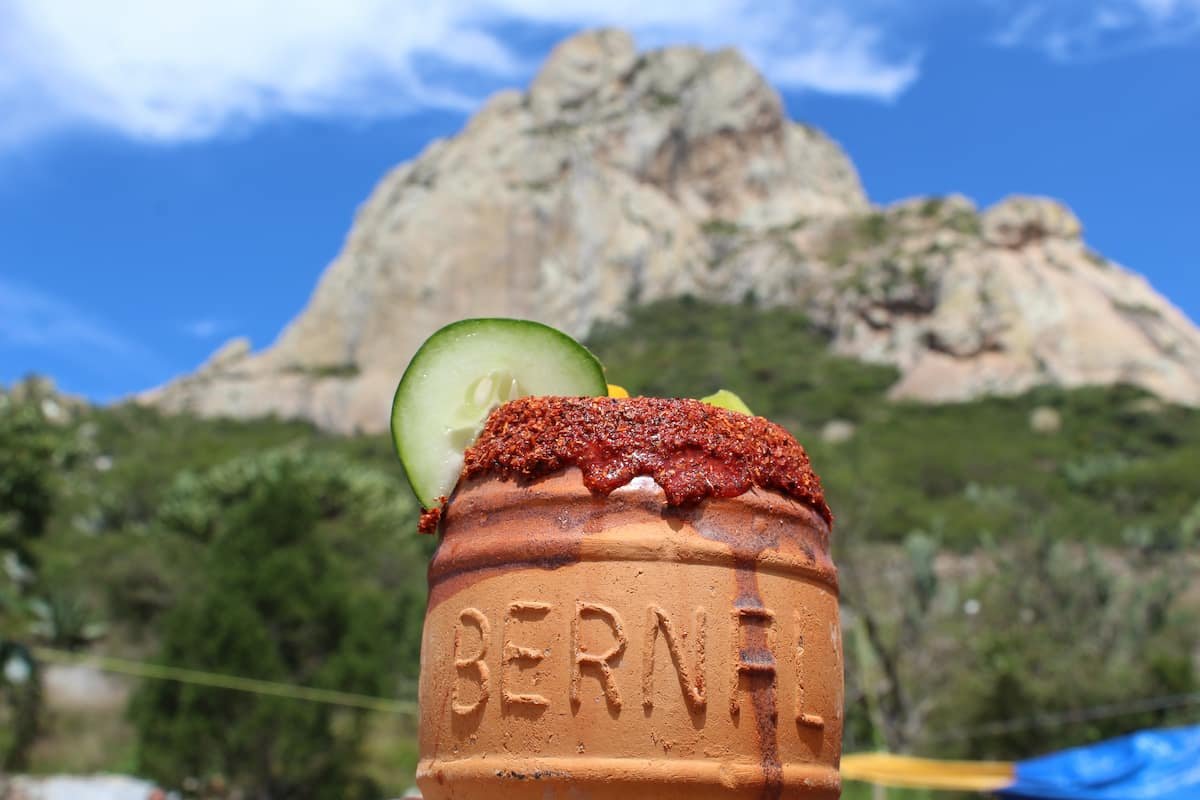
[999,725,1200,800]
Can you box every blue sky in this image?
[1,1,1198,401]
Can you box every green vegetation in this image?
[528,120,578,138]
[946,207,983,236]
[700,218,741,237]
[1112,299,1165,319]
[587,298,899,430]
[1,389,73,768]
[131,469,406,799]
[1,390,428,794]
[592,300,1200,549]
[821,212,896,265]
[592,300,1200,761]
[1084,247,1110,268]
[283,363,362,379]
[855,212,891,245]
[644,89,680,110]
[767,217,808,234]
[918,197,945,218]
[2,298,1198,796]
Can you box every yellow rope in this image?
[841,753,1015,791]
[33,647,417,716]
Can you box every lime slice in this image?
[700,389,753,415]
[391,319,607,507]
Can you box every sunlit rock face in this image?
[140,29,1200,433]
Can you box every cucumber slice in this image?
[391,318,607,507]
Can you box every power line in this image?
[34,647,418,716]
[32,647,1200,737]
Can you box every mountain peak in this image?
[140,30,1200,433]
[528,28,639,116]
[981,195,1082,247]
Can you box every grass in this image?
[28,708,138,775]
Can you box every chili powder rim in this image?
[417,396,832,533]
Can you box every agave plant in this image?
[27,588,107,651]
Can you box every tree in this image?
[0,390,63,557]
[837,499,946,754]
[0,640,40,771]
[130,466,406,799]
[941,522,1198,759]
[0,388,65,769]
[836,492,1199,761]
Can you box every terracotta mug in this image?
[416,468,842,799]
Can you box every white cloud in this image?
[0,278,152,364]
[1136,0,1200,20]
[478,1,921,100]
[2,1,1195,150]
[180,319,229,339]
[0,0,922,149]
[990,0,1200,60]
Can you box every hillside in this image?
[6,300,1200,794]
[140,29,1200,433]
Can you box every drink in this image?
[415,396,841,799]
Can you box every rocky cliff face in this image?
[141,29,1200,433]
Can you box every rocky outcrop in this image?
[802,195,1200,404]
[141,30,1200,433]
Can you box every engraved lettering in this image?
[730,605,776,717]
[502,600,552,708]
[794,610,825,729]
[642,605,706,712]
[452,607,490,715]
[571,601,626,711]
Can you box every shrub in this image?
[130,469,402,799]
